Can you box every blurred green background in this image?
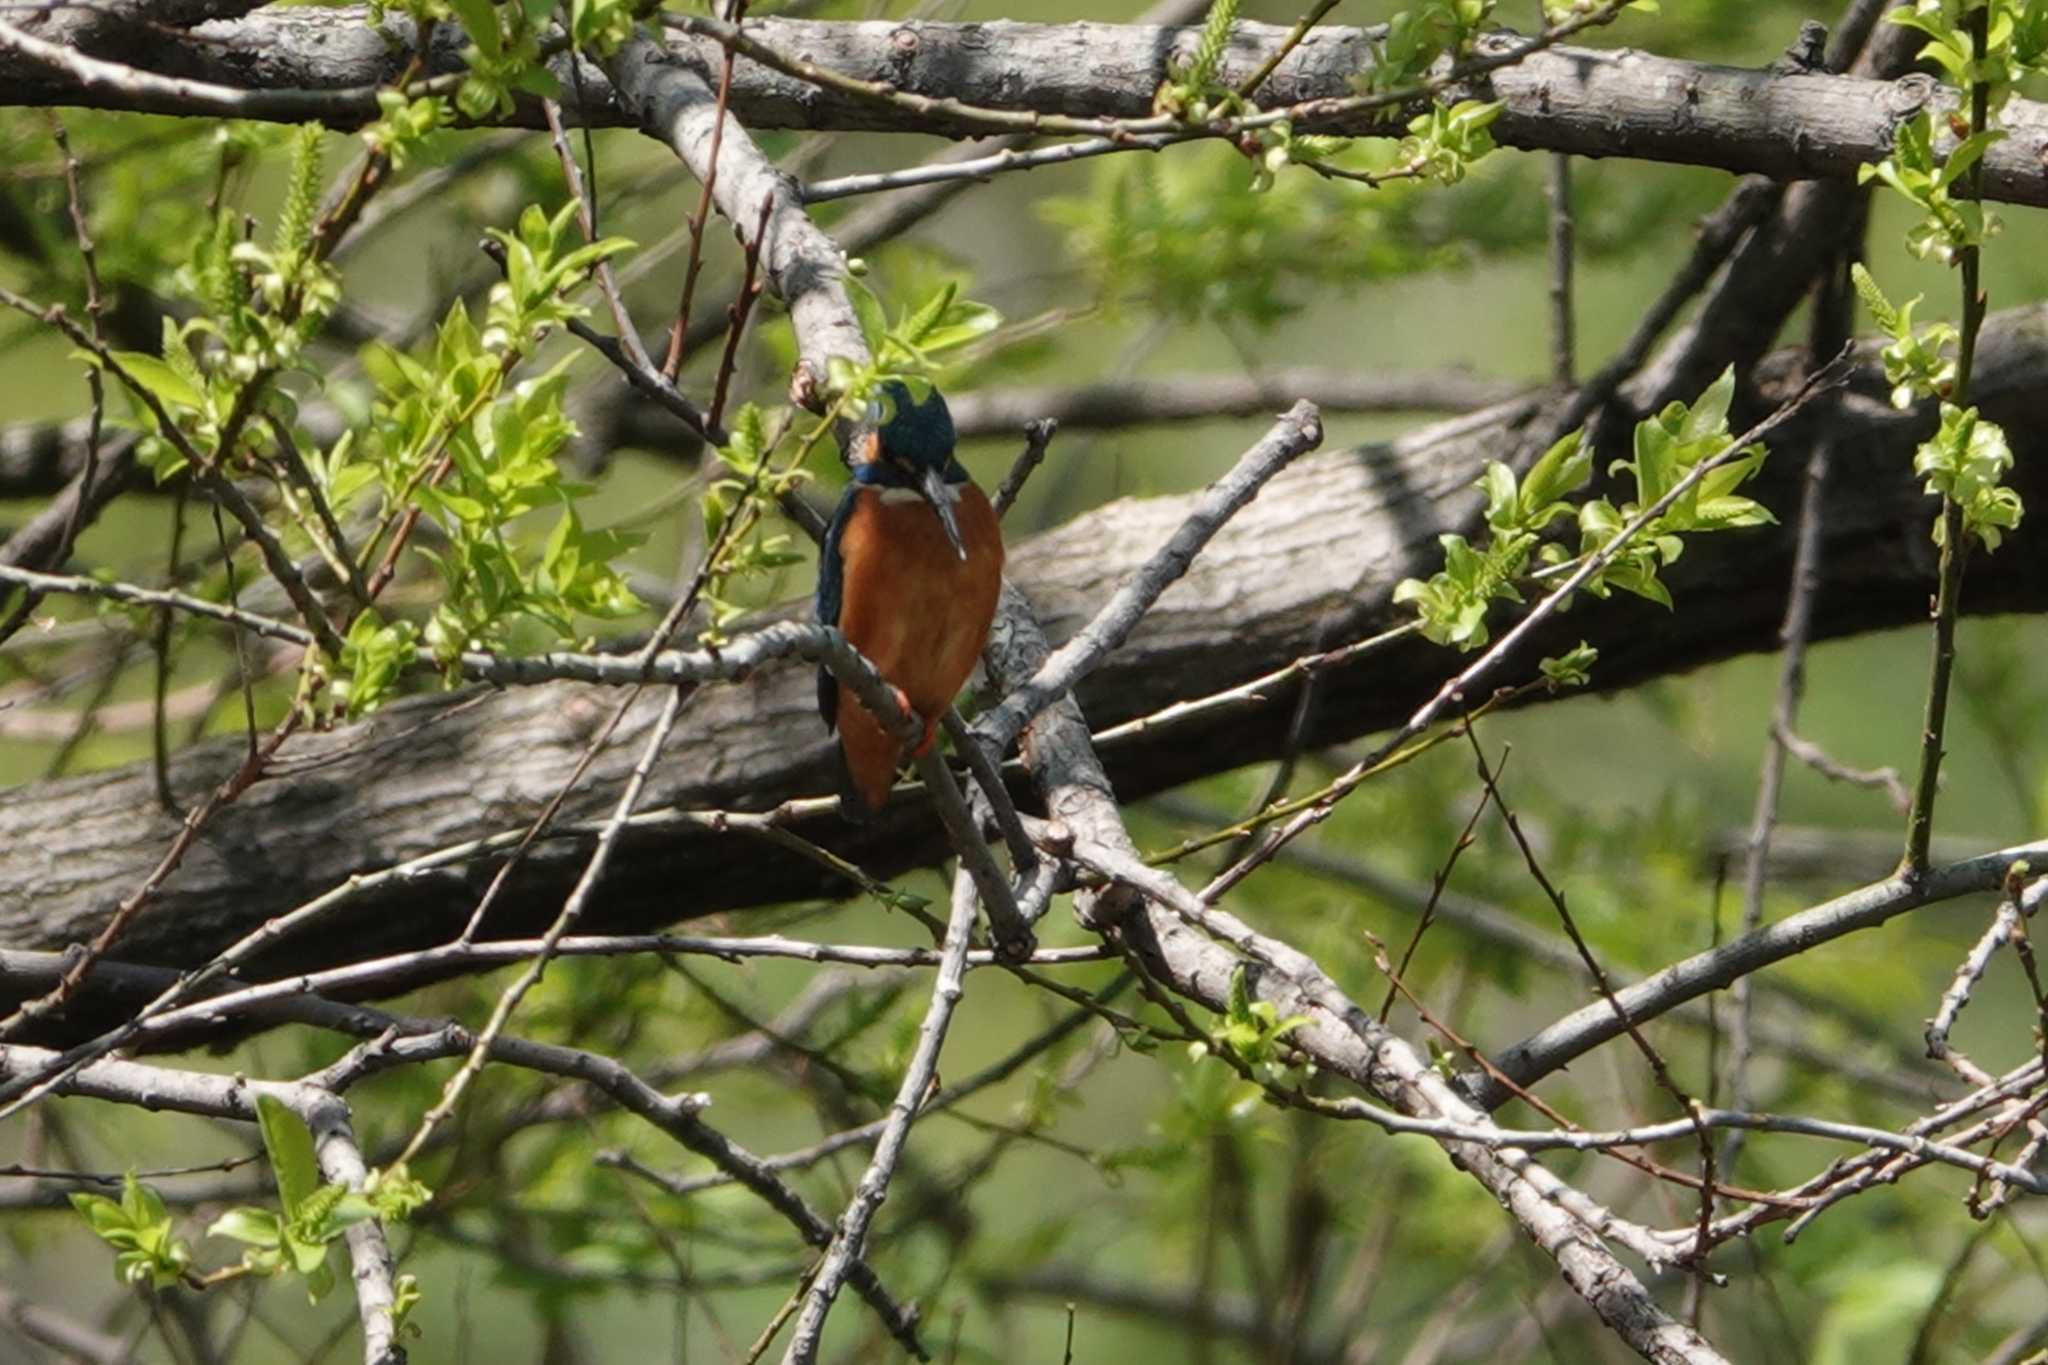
[4,1,2048,1362]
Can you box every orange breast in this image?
[832,484,1003,810]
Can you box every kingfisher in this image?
[814,381,1004,819]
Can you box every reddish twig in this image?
[661,0,747,381]
[1462,726,1721,1263]
[709,192,773,433]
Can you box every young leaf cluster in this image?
[1576,366,1774,607]
[85,125,341,481]
[1857,111,2003,265]
[827,278,1001,414]
[337,202,641,710]
[1855,4,2034,552]
[71,1099,432,1310]
[1249,99,1500,192]
[1395,369,1772,651]
[363,91,451,172]
[1890,0,2048,109]
[1360,0,1496,96]
[68,1173,195,1290]
[1392,98,1503,185]
[1914,402,2024,548]
[1393,427,1588,648]
[1852,263,1959,407]
[1187,966,1310,1091]
[446,0,563,118]
[695,402,810,644]
[207,1098,377,1301]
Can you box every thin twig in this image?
[992,418,1059,521]
[1724,243,1860,1179]
[1206,355,1852,899]
[1903,2,1991,876]
[0,112,106,648]
[1377,760,1497,1023]
[661,0,745,381]
[1234,0,1343,100]
[780,867,978,1363]
[977,400,1322,747]
[1465,728,1719,1260]
[1474,838,2048,1110]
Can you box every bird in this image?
[814,381,1004,819]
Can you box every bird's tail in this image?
[833,697,902,822]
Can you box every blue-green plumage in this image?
[813,381,1004,818]
[814,381,967,735]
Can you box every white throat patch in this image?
[875,479,961,506]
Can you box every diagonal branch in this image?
[977,400,1323,747]
[1475,838,2048,1110]
[970,537,1728,1361]
[780,866,979,1364]
[7,305,2048,1045]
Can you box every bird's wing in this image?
[814,485,859,732]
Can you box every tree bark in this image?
[7,14,2048,211]
[5,306,2047,1044]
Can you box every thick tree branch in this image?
[6,15,2048,210]
[3,307,2047,1045]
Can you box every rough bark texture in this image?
[7,14,2048,211]
[4,306,2047,1044]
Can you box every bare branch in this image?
[978,400,1323,747]
[1477,839,2048,1109]
[781,868,979,1363]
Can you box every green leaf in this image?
[847,277,890,352]
[896,281,957,348]
[1539,641,1598,688]
[1478,461,1519,530]
[1627,416,1678,506]
[287,1227,332,1277]
[69,1190,128,1238]
[446,0,501,57]
[257,1095,322,1219]
[208,1206,283,1248]
[93,350,205,411]
[71,1174,192,1289]
[1680,365,1735,444]
[1520,429,1591,522]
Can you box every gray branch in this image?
[1473,839,2048,1109]
[7,307,2048,1044]
[782,868,978,1363]
[6,15,2048,210]
[0,1046,405,1365]
[978,399,1323,747]
[605,34,866,393]
[968,490,1724,1359]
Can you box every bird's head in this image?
[848,380,971,560]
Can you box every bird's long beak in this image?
[920,466,968,561]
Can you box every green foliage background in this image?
[4,1,2048,1362]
